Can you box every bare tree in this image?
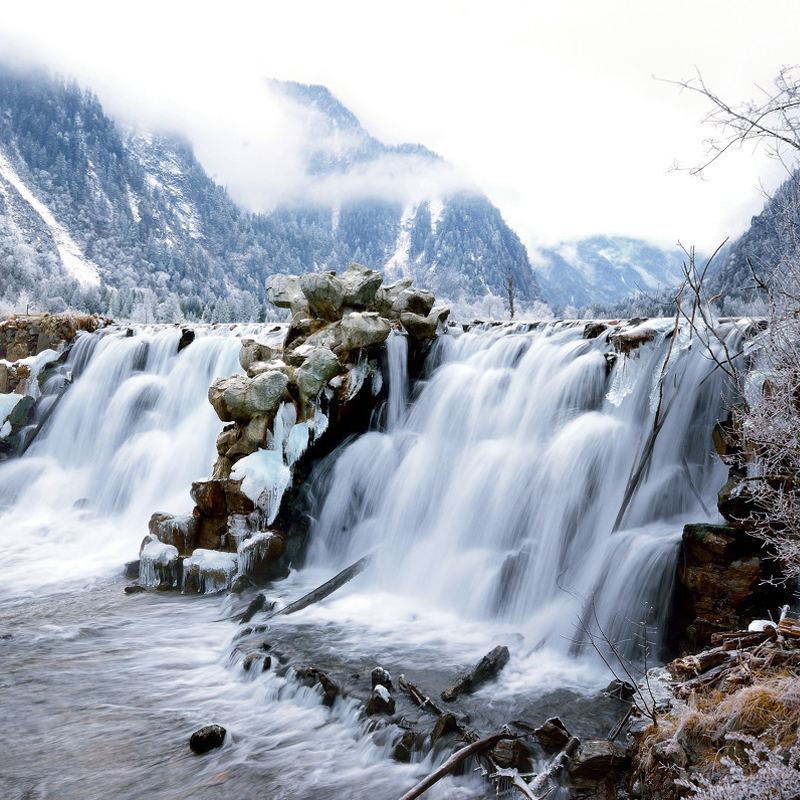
[665,66,800,176]
[669,67,800,580]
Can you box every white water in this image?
[310,322,731,654]
[0,321,734,798]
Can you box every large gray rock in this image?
[340,262,383,309]
[248,371,289,414]
[303,321,344,352]
[300,272,345,322]
[383,287,436,319]
[296,347,341,399]
[340,312,391,351]
[208,372,288,421]
[375,278,414,317]
[400,306,450,340]
[239,339,275,377]
[265,274,309,318]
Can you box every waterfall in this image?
[0,319,737,799]
[309,321,731,655]
[0,325,244,597]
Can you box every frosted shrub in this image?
[680,732,800,800]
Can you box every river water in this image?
[0,320,732,798]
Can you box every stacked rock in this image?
[140,264,448,593]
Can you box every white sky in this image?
[1,0,799,253]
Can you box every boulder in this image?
[611,323,657,355]
[266,273,310,319]
[189,724,226,754]
[339,262,383,309]
[367,684,396,715]
[371,666,393,690]
[567,740,628,785]
[375,278,414,318]
[490,739,533,773]
[339,312,391,351]
[208,372,288,421]
[216,426,239,456]
[300,272,345,322]
[177,329,195,353]
[295,347,341,399]
[303,320,344,353]
[237,531,286,582]
[239,339,275,377]
[718,473,755,522]
[583,321,608,340]
[208,375,248,422]
[225,415,271,460]
[400,306,450,341]
[182,549,238,594]
[138,534,181,588]
[534,717,571,750]
[671,522,791,648]
[191,480,228,517]
[148,512,198,554]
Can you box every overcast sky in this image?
[2,0,799,254]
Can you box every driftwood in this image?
[397,732,512,800]
[217,555,371,623]
[398,676,564,799]
[265,555,371,619]
[441,645,510,701]
[528,735,581,796]
[398,676,447,718]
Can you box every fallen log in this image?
[441,645,510,701]
[397,732,512,800]
[265,555,372,619]
[528,735,581,795]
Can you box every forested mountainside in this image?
[708,172,800,303]
[0,65,541,321]
[533,235,686,310]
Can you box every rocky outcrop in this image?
[668,522,791,650]
[140,264,448,594]
[0,313,106,370]
[0,314,109,455]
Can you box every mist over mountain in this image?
[0,65,542,320]
[531,236,687,310]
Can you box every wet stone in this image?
[189,724,226,754]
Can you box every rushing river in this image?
[0,320,732,798]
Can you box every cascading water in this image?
[309,321,731,656]
[0,320,734,799]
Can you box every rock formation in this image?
[140,264,449,594]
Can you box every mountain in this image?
[531,236,687,310]
[709,173,799,303]
[0,65,542,321]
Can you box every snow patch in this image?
[231,449,291,525]
[0,148,100,287]
[429,198,444,235]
